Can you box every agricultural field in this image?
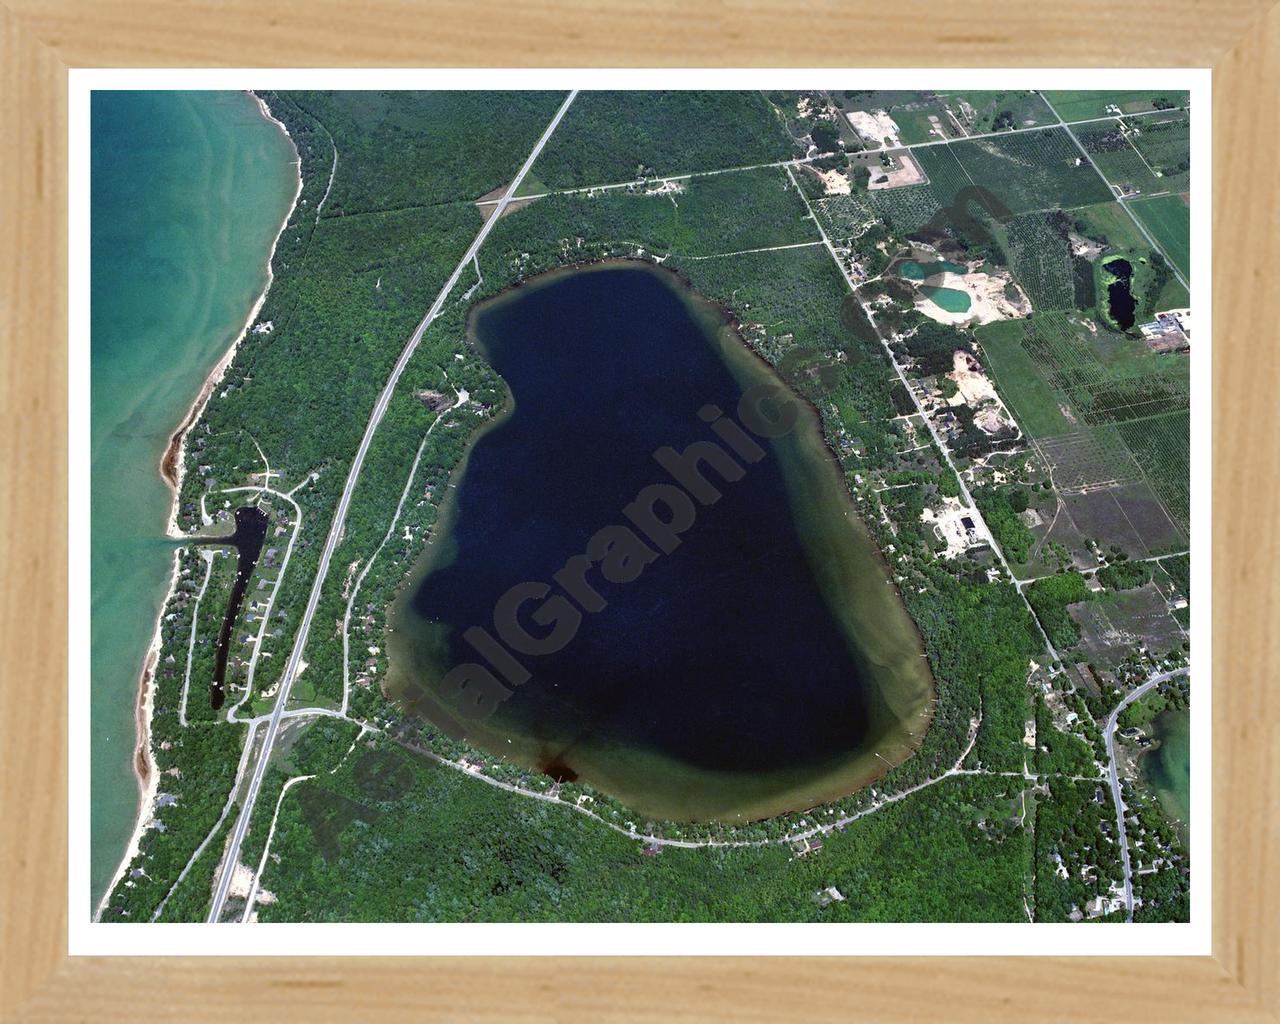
[1033,429,1145,491]
[974,319,1076,437]
[973,306,1190,556]
[866,185,944,233]
[1061,482,1186,556]
[1126,111,1191,194]
[919,128,1114,215]
[910,144,978,210]
[1041,90,1190,122]
[1001,211,1074,310]
[1074,122,1166,197]
[813,192,876,241]
[840,89,1054,145]
[1129,194,1191,279]
[1117,411,1191,533]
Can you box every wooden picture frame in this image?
[2,2,1276,1019]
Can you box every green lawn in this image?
[1072,202,1148,250]
[973,319,1075,437]
[1041,90,1190,122]
[1129,194,1191,280]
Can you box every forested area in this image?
[525,91,791,191]
[101,546,249,921]
[1033,777,1125,921]
[1026,572,1092,650]
[1097,559,1153,591]
[895,319,974,377]
[1034,695,1100,778]
[257,737,1030,922]
[288,90,565,214]
[972,484,1035,564]
[116,89,1193,925]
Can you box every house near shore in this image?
[792,837,824,858]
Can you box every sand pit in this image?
[847,109,903,149]
[867,151,926,190]
[914,267,1030,327]
[946,351,1019,435]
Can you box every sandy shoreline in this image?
[160,92,304,536]
[97,92,304,919]
[94,552,178,920]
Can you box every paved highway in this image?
[206,90,579,922]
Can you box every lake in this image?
[1142,707,1190,841]
[920,285,973,313]
[1104,257,1137,330]
[899,259,967,280]
[388,263,934,822]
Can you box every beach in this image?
[90,90,300,910]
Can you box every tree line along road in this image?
[205,90,580,923]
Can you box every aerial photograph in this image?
[90,87,1194,925]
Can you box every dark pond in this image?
[388,263,934,822]
[1105,257,1137,330]
[199,505,268,709]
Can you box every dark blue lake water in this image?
[390,263,933,820]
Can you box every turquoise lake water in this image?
[90,91,295,906]
[919,285,972,313]
[899,259,967,280]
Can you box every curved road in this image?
[206,91,579,922]
[1104,666,1190,921]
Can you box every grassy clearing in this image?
[1041,90,1189,122]
[944,90,1055,133]
[1129,194,1191,280]
[1073,202,1148,250]
[1127,112,1191,193]
[974,320,1074,438]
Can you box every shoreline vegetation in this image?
[96,89,1191,924]
[97,91,303,920]
[387,260,936,823]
